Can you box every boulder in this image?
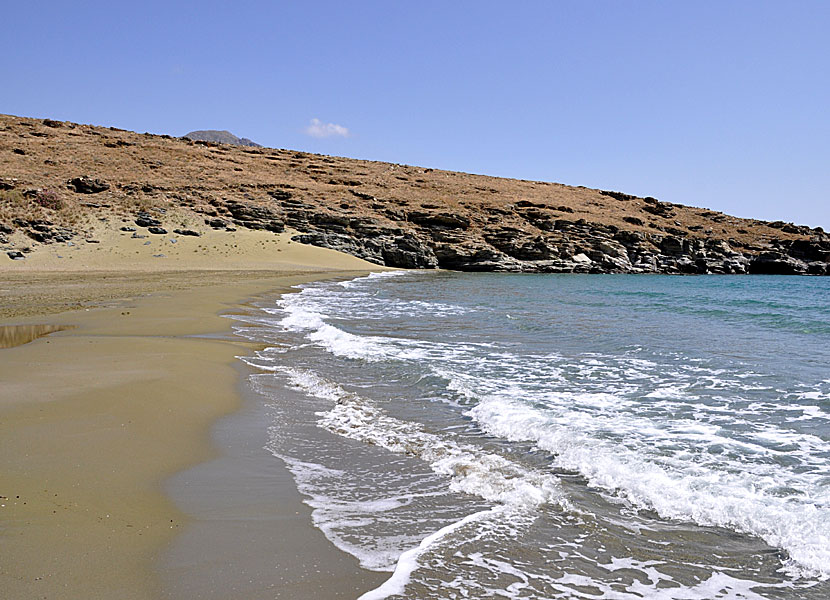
[807,262,829,275]
[205,218,228,229]
[748,252,808,275]
[135,212,162,227]
[67,176,110,194]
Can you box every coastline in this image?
[160,357,387,599]
[0,235,389,599]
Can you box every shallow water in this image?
[0,324,71,348]
[234,272,830,599]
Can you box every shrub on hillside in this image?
[33,189,63,210]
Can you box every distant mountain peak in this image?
[183,129,262,147]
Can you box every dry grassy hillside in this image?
[1,113,827,274]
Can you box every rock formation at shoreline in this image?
[2,113,828,274]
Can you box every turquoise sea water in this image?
[236,273,830,599]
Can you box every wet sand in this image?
[0,233,388,599]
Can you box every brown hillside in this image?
[1,114,827,274]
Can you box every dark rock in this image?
[674,257,700,274]
[428,229,467,244]
[704,239,738,256]
[382,234,438,269]
[520,208,557,231]
[780,223,812,234]
[623,216,644,226]
[292,232,385,265]
[136,216,162,227]
[205,218,228,229]
[329,178,362,187]
[224,200,285,232]
[184,130,261,147]
[660,236,688,257]
[12,217,75,244]
[173,228,201,237]
[484,227,556,261]
[748,252,808,275]
[311,212,351,229]
[643,201,675,218]
[807,262,828,275]
[432,241,516,271]
[120,226,137,232]
[349,217,396,234]
[408,211,470,230]
[350,190,376,201]
[7,251,25,260]
[67,176,110,194]
[147,226,168,235]
[779,239,830,262]
[599,190,638,202]
[268,189,292,201]
[13,148,25,155]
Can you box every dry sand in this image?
[0,230,390,599]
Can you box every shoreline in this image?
[160,356,387,599]
[1,256,388,598]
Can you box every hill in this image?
[183,129,261,147]
[1,114,828,274]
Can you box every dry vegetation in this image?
[1,113,826,273]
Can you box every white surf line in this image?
[357,506,502,600]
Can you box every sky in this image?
[3,1,829,227]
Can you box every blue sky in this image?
[3,1,828,227]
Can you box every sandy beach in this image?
[0,228,388,599]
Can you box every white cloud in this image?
[305,118,350,138]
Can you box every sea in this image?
[232,271,830,599]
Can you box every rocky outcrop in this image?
[67,176,110,194]
[223,200,285,232]
[183,130,261,148]
[12,218,75,243]
[261,196,830,275]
